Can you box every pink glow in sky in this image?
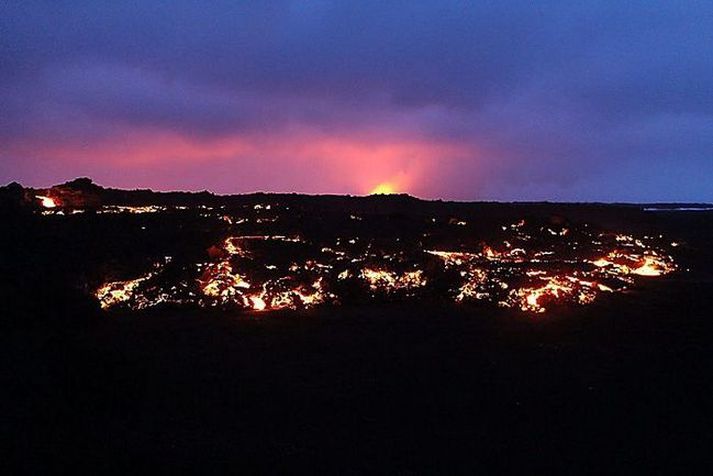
[3,127,474,197]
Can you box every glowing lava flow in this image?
[96,272,155,310]
[196,235,335,311]
[423,220,675,313]
[90,207,677,315]
[506,275,603,313]
[248,296,267,311]
[631,255,672,276]
[590,251,675,278]
[360,268,427,294]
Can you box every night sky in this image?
[2,1,712,201]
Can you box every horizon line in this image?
[5,178,713,206]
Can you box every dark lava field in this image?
[2,179,713,473]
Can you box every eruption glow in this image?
[370,183,398,195]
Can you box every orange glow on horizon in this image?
[8,127,474,196]
[370,182,398,195]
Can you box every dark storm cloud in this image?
[1,0,712,200]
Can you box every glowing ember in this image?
[36,195,57,208]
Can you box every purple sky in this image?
[1,1,712,201]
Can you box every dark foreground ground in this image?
[3,292,713,474]
[2,195,713,473]
[4,289,713,473]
